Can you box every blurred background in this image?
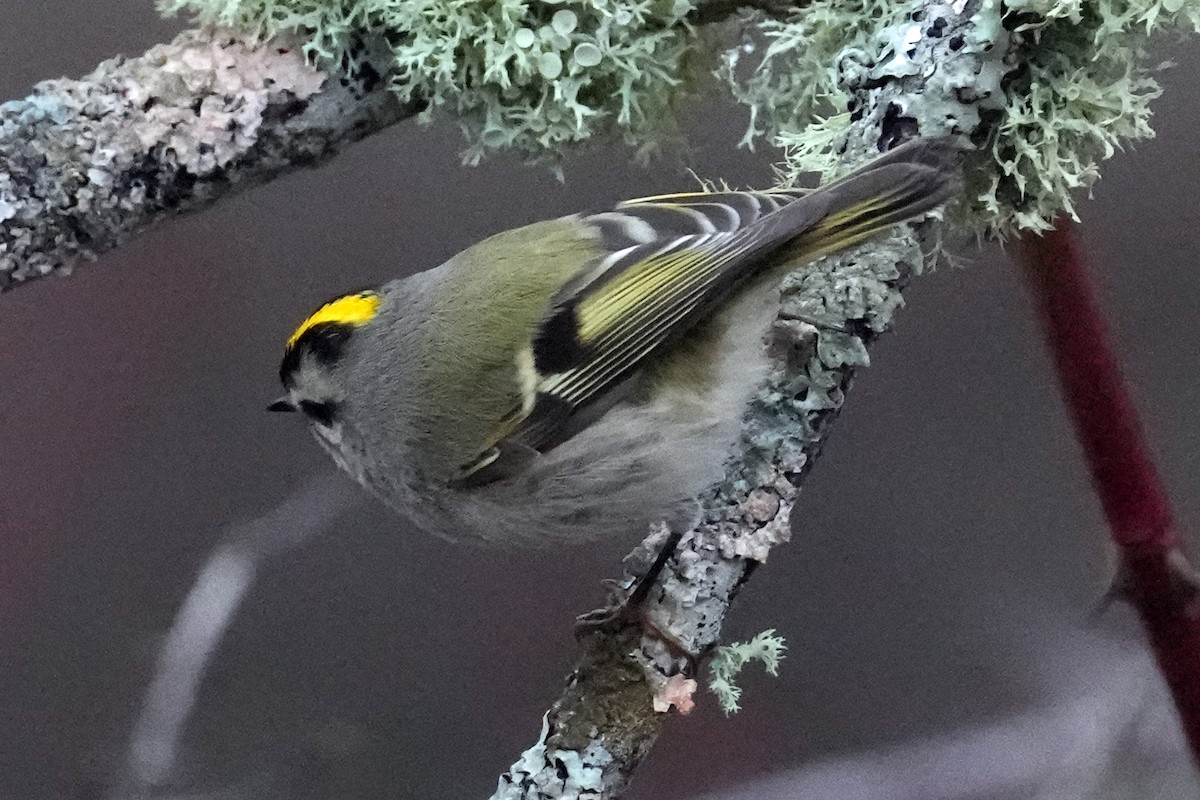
[1,4,1199,798]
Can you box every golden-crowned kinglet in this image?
[270,138,957,545]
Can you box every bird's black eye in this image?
[298,400,337,427]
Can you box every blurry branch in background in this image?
[114,472,358,797]
[1015,222,1200,757]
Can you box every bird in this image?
[269,137,957,548]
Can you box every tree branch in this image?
[492,235,924,799]
[0,28,414,290]
[490,1,1005,796]
[1015,221,1200,764]
[0,1,774,292]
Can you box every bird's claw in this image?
[573,531,704,673]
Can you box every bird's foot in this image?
[574,527,704,672]
[574,587,703,674]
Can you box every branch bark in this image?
[491,235,924,799]
[491,1,1004,796]
[0,28,415,289]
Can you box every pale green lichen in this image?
[707,629,787,714]
[724,0,1200,234]
[159,0,698,164]
[160,0,1200,230]
[773,111,852,184]
[720,0,906,157]
[976,0,1200,232]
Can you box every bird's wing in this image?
[453,139,958,486]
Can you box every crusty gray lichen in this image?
[823,0,1009,162]
[0,27,411,289]
[825,0,1010,224]
[495,713,615,799]
[650,233,921,648]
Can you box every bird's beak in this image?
[267,397,297,413]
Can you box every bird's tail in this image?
[776,137,960,262]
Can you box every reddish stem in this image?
[1015,218,1200,761]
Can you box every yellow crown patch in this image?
[287,291,381,349]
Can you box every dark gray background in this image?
[2,4,1199,798]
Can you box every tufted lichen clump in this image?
[159,0,696,164]
[707,630,787,714]
[979,0,1200,232]
[720,0,912,164]
[157,0,1200,225]
[724,0,1200,234]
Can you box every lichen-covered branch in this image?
[3,0,1193,288]
[492,234,928,800]
[489,1,1004,797]
[726,0,1199,234]
[0,28,413,289]
[0,0,773,292]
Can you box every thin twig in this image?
[1014,219,1200,763]
[116,473,358,796]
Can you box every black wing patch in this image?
[530,301,584,374]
